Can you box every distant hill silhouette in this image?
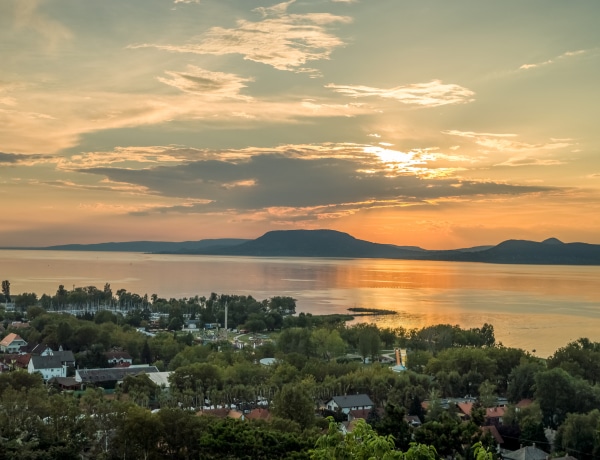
[459,238,600,265]
[183,230,426,258]
[37,239,249,253]
[184,231,600,265]
[10,230,600,265]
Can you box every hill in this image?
[182,229,427,258]
[36,239,249,253]
[180,231,600,265]
[9,230,600,265]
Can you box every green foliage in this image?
[374,402,412,451]
[273,380,316,430]
[199,417,315,460]
[555,409,600,460]
[548,338,600,384]
[535,367,600,428]
[471,442,494,460]
[506,360,545,403]
[357,324,382,363]
[311,418,404,460]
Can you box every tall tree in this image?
[1,280,10,303]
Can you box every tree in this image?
[507,360,544,403]
[272,380,316,430]
[311,328,346,361]
[311,417,404,460]
[374,402,412,451]
[548,338,600,384]
[113,405,162,460]
[358,325,381,363]
[535,367,600,427]
[555,409,600,460]
[1,280,10,303]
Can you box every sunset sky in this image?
[2,0,599,249]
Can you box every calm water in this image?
[2,250,600,357]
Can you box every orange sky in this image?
[1,0,599,249]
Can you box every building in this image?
[105,350,133,366]
[28,355,67,381]
[0,333,27,353]
[76,365,160,388]
[325,394,374,414]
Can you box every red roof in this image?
[485,406,506,418]
[246,408,271,420]
[0,333,24,347]
[482,425,504,444]
[516,398,533,409]
[457,402,473,416]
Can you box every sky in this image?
[1,0,599,249]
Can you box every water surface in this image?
[2,250,599,357]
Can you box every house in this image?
[20,343,51,355]
[326,394,374,414]
[405,415,422,427]
[147,371,172,389]
[0,333,28,353]
[485,405,506,426]
[457,401,474,420]
[246,408,271,421]
[481,425,504,448]
[105,350,133,366]
[28,355,67,381]
[75,365,160,388]
[502,445,549,460]
[48,376,81,391]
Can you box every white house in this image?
[325,394,374,414]
[0,333,27,353]
[28,355,66,381]
[105,351,133,366]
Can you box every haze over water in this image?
[3,250,600,358]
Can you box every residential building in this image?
[105,350,133,366]
[0,333,27,353]
[325,394,373,414]
[28,355,67,381]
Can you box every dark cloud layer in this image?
[0,152,52,165]
[78,153,555,214]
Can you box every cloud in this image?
[0,151,54,166]
[0,86,371,154]
[326,80,475,107]
[130,0,351,73]
[157,66,253,99]
[519,49,587,70]
[443,130,572,153]
[495,157,564,167]
[11,0,72,49]
[71,143,556,219]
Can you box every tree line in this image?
[2,289,600,458]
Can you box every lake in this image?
[2,249,600,357]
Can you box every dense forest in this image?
[1,283,600,459]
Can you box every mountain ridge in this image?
[3,230,599,265]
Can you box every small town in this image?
[0,282,596,459]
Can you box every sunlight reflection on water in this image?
[2,250,599,357]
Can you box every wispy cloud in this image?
[157,66,253,100]
[11,0,72,49]
[443,130,572,153]
[130,0,351,74]
[519,49,586,70]
[326,80,475,107]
